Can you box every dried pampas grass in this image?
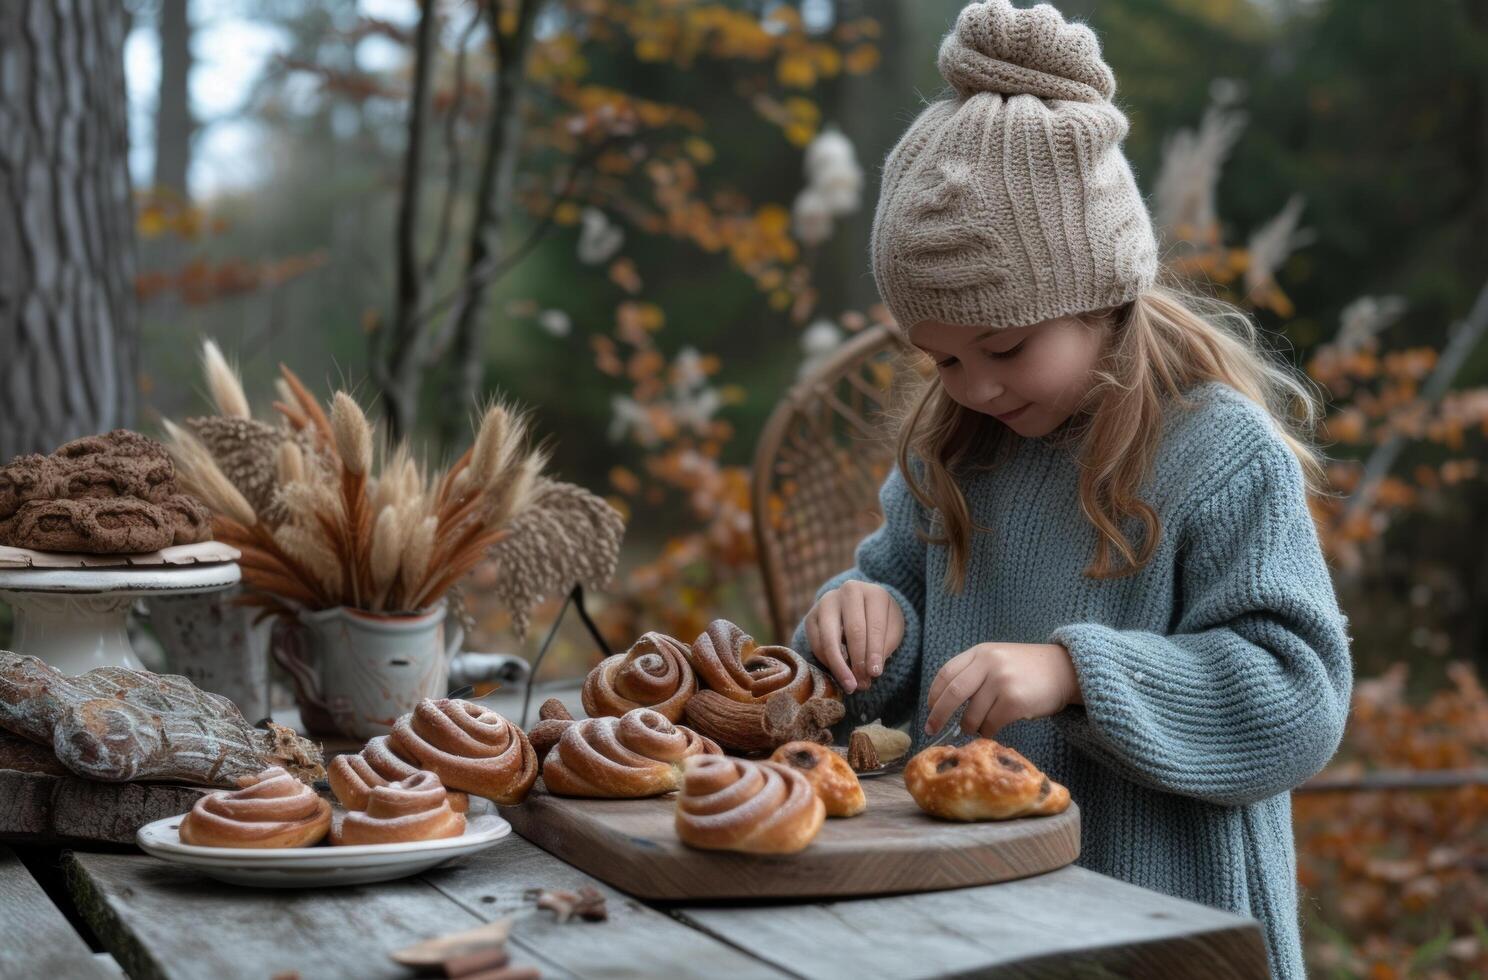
[167,339,617,621]
[166,379,548,615]
[201,340,251,420]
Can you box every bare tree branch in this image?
[422,134,620,359]
[423,5,483,283]
[376,0,439,438]
[438,0,544,443]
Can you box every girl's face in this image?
[908,315,1106,438]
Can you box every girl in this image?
[792,3,1353,979]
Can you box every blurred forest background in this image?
[2,0,1486,975]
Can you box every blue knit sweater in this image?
[791,382,1353,980]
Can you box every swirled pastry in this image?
[674,755,825,854]
[328,735,469,813]
[331,770,466,846]
[687,619,837,704]
[581,632,696,722]
[388,699,538,805]
[178,766,331,848]
[769,741,866,818]
[542,708,721,798]
[904,739,1071,821]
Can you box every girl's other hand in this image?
[803,581,906,694]
[925,642,1082,737]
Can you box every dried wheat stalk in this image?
[167,383,546,613]
[168,342,618,621]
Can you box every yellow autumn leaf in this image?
[755,204,791,238]
[635,37,668,62]
[845,44,880,74]
[777,52,816,88]
[813,45,842,78]
[137,208,167,239]
[684,137,715,165]
[784,122,817,147]
[785,96,820,124]
[555,202,582,226]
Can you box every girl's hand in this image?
[803,581,906,694]
[925,643,1083,737]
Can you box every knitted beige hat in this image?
[871,0,1158,332]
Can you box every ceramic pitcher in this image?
[145,585,273,721]
[273,600,462,739]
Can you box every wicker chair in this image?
[751,324,920,644]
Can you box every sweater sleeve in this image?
[791,465,927,728]
[1048,443,1353,807]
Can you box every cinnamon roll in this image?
[582,632,697,721]
[388,699,538,805]
[687,619,837,705]
[331,770,466,846]
[674,755,825,854]
[542,708,721,798]
[328,735,469,813]
[178,766,331,849]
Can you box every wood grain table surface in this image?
[0,681,1272,979]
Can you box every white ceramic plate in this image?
[136,811,512,888]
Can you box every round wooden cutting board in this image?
[499,772,1080,901]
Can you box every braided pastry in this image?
[769,741,866,818]
[328,735,469,813]
[674,755,825,854]
[388,699,538,805]
[2,497,176,553]
[581,632,696,722]
[178,766,331,848]
[542,708,721,798]
[0,454,62,520]
[155,492,214,545]
[687,619,837,704]
[904,739,1071,821]
[331,770,466,846]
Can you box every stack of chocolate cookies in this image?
[0,430,213,554]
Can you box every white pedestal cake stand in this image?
[0,562,241,674]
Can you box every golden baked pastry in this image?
[331,770,466,846]
[769,741,866,818]
[687,619,837,704]
[388,699,538,805]
[178,766,331,848]
[0,429,211,553]
[904,739,1070,821]
[541,707,721,798]
[328,735,469,813]
[674,755,825,854]
[581,632,696,722]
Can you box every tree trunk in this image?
[0,0,139,462]
[153,0,193,197]
[380,0,439,442]
[439,0,543,447]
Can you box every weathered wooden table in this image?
[2,682,1273,979]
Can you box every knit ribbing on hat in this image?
[871,0,1158,333]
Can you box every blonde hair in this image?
[895,281,1326,591]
